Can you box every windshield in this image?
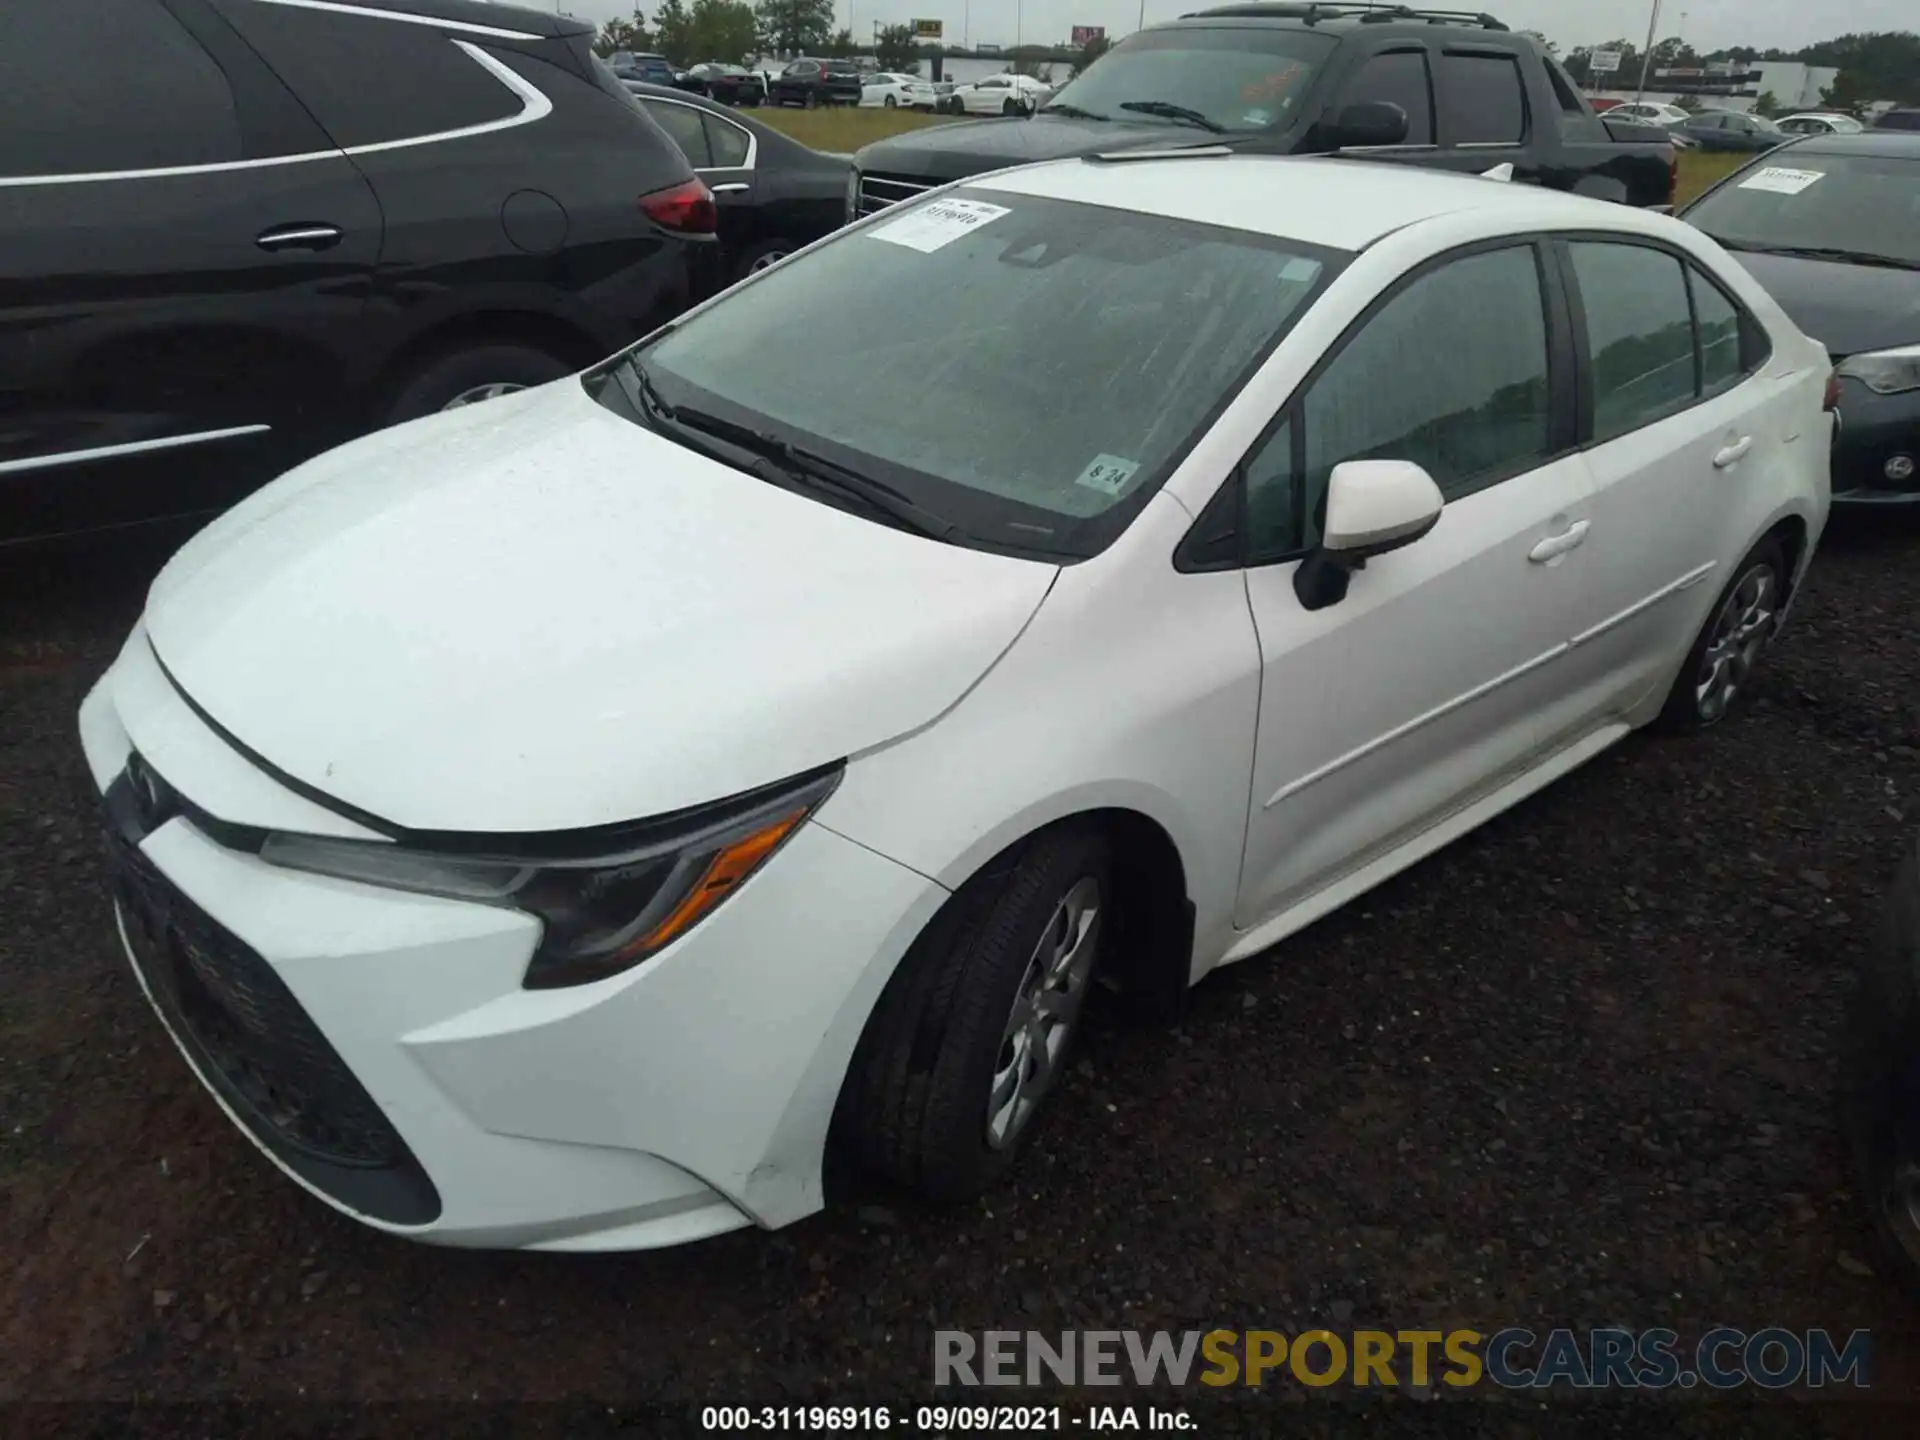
[1041,26,1336,133]
[602,188,1341,557]
[1686,152,1920,267]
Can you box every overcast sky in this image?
[552,0,1911,54]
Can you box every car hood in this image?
[143,382,1058,835]
[1729,251,1920,359]
[855,113,1187,180]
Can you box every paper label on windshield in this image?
[1074,454,1139,496]
[1739,166,1826,195]
[868,198,1010,253]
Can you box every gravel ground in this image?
[4,518,1919,1434]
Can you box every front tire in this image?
[1844,840,1920,1297]
[835,823,1113,1201]
[1656,533,1787,731]
[385,343,570,427]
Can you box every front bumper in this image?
[1831,381,1920,506]
[80,638,946,1250]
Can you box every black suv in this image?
[769,58,865,108]
[1,0,718,547]
[854,3,1674,216]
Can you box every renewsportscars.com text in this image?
[934,1327,1872,1390]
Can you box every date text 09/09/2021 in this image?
[701,1408,1189,1432]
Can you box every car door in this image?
[1549,236,1798,728]
[0,0,379,546]
[1233,240,1595,926]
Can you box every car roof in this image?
[968,152,1650,251]
[1785,131,1920,159]
[275,0,591,39]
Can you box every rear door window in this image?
[0,0,242,177]
[214,0,524,149]
[1438,53,1527,145]
[705,115,752,168]
[1567,242,1697,438]
[640,99,712,165]
[1341,50,1434,145]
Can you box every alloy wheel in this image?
[1694,561,1777,722]
[985,876,1102,1151]
[439,382,525,412]
[747,249,789,273]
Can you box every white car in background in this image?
[1609,101,1691,128]
[859,71,941,109]
[84,155,1830,1252]
[944,73,1051,116]
[1776,112,1866,136]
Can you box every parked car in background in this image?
[1676,109,1786,152]
[677,62,766,107]
[768,57,864,108]
[1874,109,1920,133]
[1777,112,1865,136]
[0,0,715,549]
[1682,133,1920,507]
[942,74,1052,117]
[859,72,943,110]
[1845,831,1920,1296]
[83,155,1828,1251]
[852,7,1676,220]
[1610,101,1690,128]
[626,83,851,284]
[609,50,678,86]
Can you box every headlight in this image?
[259,765,841,988]
[1837,344,1920,396]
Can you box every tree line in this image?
[1545,30,1920,112]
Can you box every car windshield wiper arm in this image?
[1039,102,1111,120]
[617,358,960,543]
[1739,244,1920,270]
[1116,101,1225,133]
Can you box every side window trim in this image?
[1188,235,1571,572]
[0,37,549,187]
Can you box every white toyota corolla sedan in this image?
[81,153,1832,1251]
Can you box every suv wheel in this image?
[386,344,570,427]
[804,90,819,110]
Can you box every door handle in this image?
[1528,519,1590,564]
[707,182,751,195]
[256,224,342,252]
[1713,436,1753,469]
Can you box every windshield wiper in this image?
[1116,100,1225,133]
[616,358,960,543]
[1731,243,1920,270]
[1039,102,1111,121]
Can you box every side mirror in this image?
[1294,460,1444,612]
[1325,100,1411,149]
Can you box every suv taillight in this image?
[641,178,717,235]
[1824,371,1842,412]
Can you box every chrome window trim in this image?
[0,40,549,186]
[638,95,758,171]
[250,0,541,41]
[0,425,271,476]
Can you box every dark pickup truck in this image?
[853,3,1676,217]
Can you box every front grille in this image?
[857,171,936,216]
[103,766,440,1224]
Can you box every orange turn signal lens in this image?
[623,809,807,957]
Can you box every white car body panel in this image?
[140,381,1058,832]
[81,155,1831,1249]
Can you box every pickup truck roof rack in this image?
[1184,4,1510,30]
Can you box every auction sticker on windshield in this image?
[1738,167,1826,196]
[1074,453,1140,496]
[869,198,1010,253]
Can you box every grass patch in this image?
[754,105,958,154]
[764,104,1745,213]
[1674,150,1748,208]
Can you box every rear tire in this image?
[835,822,1113,1202]
[1002,98,1018,116]
[733,239,794,283]
[384,344,569,427]
[1655,533,1787,732]
[884,94,897,108]
[804,90,819,110]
